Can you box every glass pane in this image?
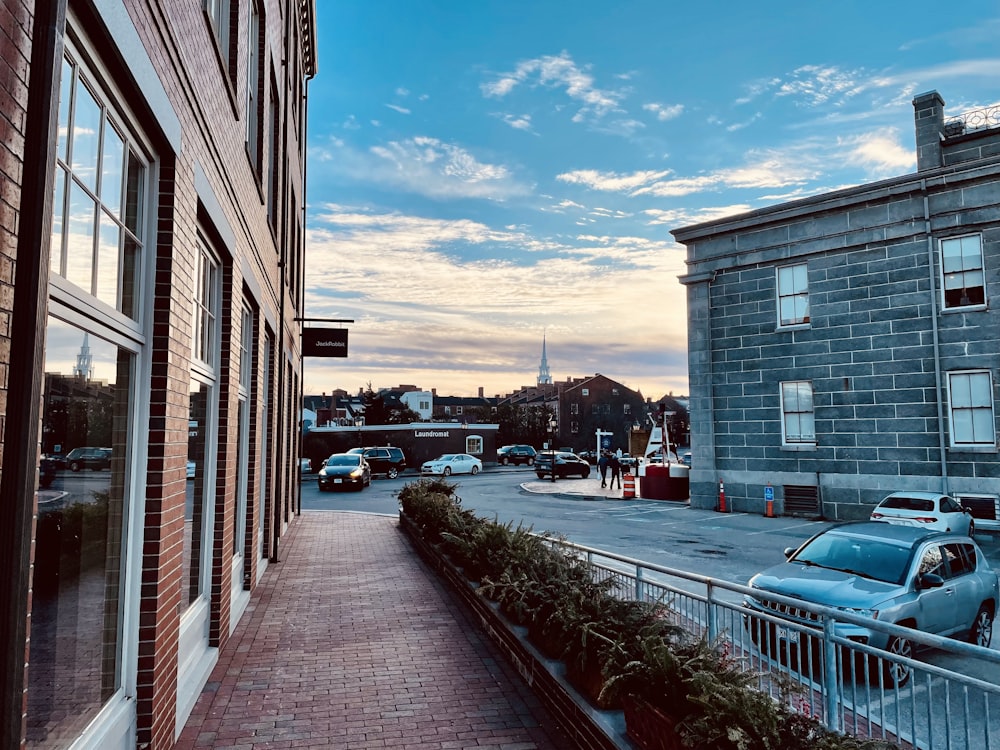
[185,382,210,607]
[50,167,67,275]
[793,263,808,291]
[29,318,131,746]
[70,79,102,193]
[777,265,794,293]
[961,237,982,269]
[123,149,144,235]
[950,375,972,408]
[121,235,139,320]
[96,213,120,308]
[100,123,124,218]
[969,373,991,405]
[66,180,96,292]
[952,409,973,443]
[57,57,73,163]
[972,408,996,443]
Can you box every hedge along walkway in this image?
[175,511,571,750]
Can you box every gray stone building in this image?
[673,91,1000,524]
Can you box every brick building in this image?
[674,91,1000,523]
[0,1,316,748]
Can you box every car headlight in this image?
[350,468,362,478]
[836,606,879,619]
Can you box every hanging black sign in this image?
[302,328,348,357]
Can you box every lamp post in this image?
[664,411,675,463]
[549,416,557,482]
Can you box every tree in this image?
[360,383,421,425]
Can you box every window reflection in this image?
[184,382,209,607]
[29,318,131,747]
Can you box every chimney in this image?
[431,388,436,397]
[913,90,945,172]
[478,386,484,398]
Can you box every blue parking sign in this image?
[764,485,774,501]
[601,436,611,449]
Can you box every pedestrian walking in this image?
[597,451,609,488]
[608,453,621,490]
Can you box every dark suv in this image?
[497,444,537,466]
[64,446,112,471]
[348,446,407,478]
[534,451,590,480]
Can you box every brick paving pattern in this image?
[176,512,571,749]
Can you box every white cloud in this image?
[838,129,915,176]
[643,102,684,121]
[557,169,671,192]
[385,103,411,115]
[316,137,532,201]
[500,113,533,131]
[481,52,624,122]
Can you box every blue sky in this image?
[303,1,1000,401]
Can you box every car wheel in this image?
[527,457,534,466]
[581,468,590,478]
[70,461,81,472]
[536,473,545,480]
[443,467,452,476]
[471,465,480,475]
[882,635,913,687]
[317,484,328,493]
[388,467,399,479]
[970,604,994,648]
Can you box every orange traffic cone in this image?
[718,479,727,513]
[622,472,636,499]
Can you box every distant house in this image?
[431,389,497,422]
[674,91,1000,525]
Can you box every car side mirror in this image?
[783,547,796,559]
[917,572,945,590]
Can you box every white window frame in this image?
[940,234,986,311]
[780,380,816,446]
[40,26,156,747]
[946,370,996,448]
[777,263,810,328]
[465,435,483,455]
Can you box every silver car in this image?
[745,522,998,684]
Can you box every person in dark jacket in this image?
[597,451,609,488]
[608,454,622,490]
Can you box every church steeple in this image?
[537,331,552,385]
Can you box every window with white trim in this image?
[571,403,579,415]
[205,0,235,81]
[780,381,815,445]
[947,370,996,447]
[465,435,483,455]
[777,263,809,327]
[941,235,986,309]
[245,0,263,176]
[52,52,146,320]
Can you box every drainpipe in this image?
[922,178,949,493]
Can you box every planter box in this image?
[622,698,682,750]
[399,513,628,750]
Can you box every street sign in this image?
[302,328,348,357]
[764,485,774,501]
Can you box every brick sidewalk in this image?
[175,512,571,749]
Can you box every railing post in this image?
[822,616,840,732]
[706,581,717,642]
[636,566,644,602]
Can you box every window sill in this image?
[781,443,817,452]
[948,445,998,454]
[776,323,811,332]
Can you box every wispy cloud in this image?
[498,113,534,131]
[643,102,684,121]
[481,52,624,122]
[313,137,533,201]
[385,103,411,114]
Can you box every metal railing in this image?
[547,537,1000,750]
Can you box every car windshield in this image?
[880,496,935,511]
[792,532,913,585]
[436,454,457,461]
[326,455,359,467]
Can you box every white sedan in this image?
[870,491,976,536]
[421,453,482,476]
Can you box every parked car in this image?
[421,453,482,476]
[346,446,407,478]
[497,444,537,466]
[534,451,590,480]
[870,491,975,536]
[64,446,112,471]
[680,451,692,467]
[744,521,998,685]
[577,449,599,464]
[317,453,371,491]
